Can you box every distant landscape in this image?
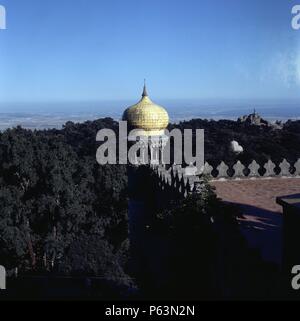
[0,100,300,130]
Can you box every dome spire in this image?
[142,79,148,97]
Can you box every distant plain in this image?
[0,99,299,130]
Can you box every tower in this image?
[122,84,170,290]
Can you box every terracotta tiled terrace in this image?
[210,178,300,265]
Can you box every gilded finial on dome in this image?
[142,79,148,97]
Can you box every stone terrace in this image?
[210,178,300,265]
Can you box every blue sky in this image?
[0,0,300,106]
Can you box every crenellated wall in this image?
[150,163,204,198]
[150,158,300,198]
[203,159,300,180]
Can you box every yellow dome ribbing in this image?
[122,85,169,136]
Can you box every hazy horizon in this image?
[0,98,299,130]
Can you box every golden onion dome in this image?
[122,84,169,136]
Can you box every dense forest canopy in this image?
[0,119,131,287]
[170,118,300,166]
[0,116,299,298]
